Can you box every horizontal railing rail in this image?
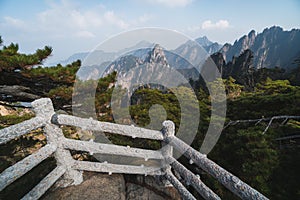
[0,116,46,145]
[62,138,164,160]
[21,166,66,200]
[0,144,57,191]
[72,160,162,175]
[52,114,164,140]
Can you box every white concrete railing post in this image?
[160,120,175,186]
[31,98,83,187]
[161,121,175,158]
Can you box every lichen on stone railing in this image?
[0,98,269,200]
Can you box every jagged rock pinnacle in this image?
[147,44,169,66]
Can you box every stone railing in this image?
[0,98,268,200]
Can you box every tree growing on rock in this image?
[0,36,52,72]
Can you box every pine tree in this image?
[0,36,52,72]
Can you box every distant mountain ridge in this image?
[219,26,300,70]
[54,26,300,73]
[103,44,190,76]
[51,37,221,66]
[196,36,223,54]
[57,52,89,66]
[50,41,154,66]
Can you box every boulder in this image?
[42,172,126,200]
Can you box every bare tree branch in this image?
[0,101,32,108]
[223,115,300,134]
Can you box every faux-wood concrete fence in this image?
[0,98,268,200]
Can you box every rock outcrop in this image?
[43,172,126,200]
[220,26,300,69]
[42,172,181,200]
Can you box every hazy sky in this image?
[1,0,299,64]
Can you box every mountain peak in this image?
[248,30,256,37]
[153,43,163,50]
[146,44,168,66]
[269,25,283,31]
[262,26,283,34]
[195,36,213,47]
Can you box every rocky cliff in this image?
[220,26,300,70]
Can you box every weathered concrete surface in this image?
[63,138,164,160]
[22,166,66,200]
[42,172,126,200]
[166,135,269,200]
[167,156,220,200]
[0,144,57,191]
[164,169,196,200]
[0,116,45,145]
[53,114,164,140]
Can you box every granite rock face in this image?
[42,172,181,200]
[125,174,181,200]
[220,26,300,69]
[42,172,126,200]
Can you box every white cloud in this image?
[0,0,160,63]
[1,1,154,40]
[187,25,201,32]
[130,14,154,26]
[3,16,26,29]
[104,11,129,29]
[146,0,193,7]
[201,20,230,30]
[137,14,153,23]
[37,2,103,33]
[34,2,131,34]
[75,30,95,38]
